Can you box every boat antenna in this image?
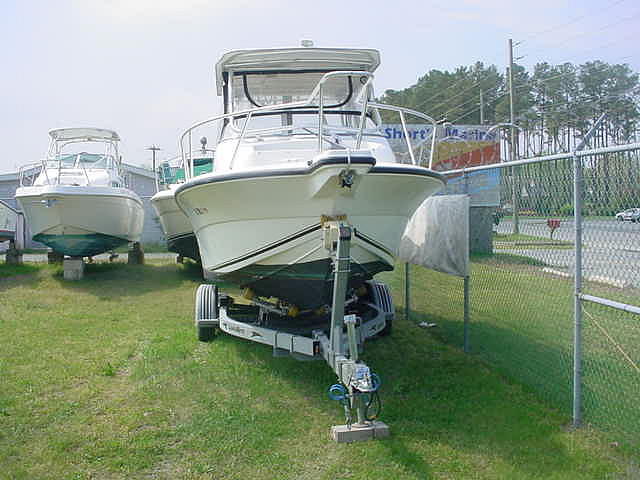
[200,136,207,153]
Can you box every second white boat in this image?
[15,128,144,257]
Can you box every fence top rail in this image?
[442,141,640,176]
[580,294,640,316]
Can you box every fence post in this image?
[571,113,605,428]
[405,262,410,321]
[463,275,470,353]
[572,150,583,428]
[463,170,470,353]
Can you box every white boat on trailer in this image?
[177,47,444,311]
[183,45,445,440]
[15,128,144,258]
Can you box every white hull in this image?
[150,188,192,243]
[151,188,199,260]
[176,158,444,307]
[16,185,144,256]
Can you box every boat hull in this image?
[150,189,200,261]
[176,157,445,309]
[16,185,144,257]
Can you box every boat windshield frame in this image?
[19,134,123,187]
[156,148,215,190]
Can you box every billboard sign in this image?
[380,123,501,206]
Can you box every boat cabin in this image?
[34,128,125,188]
[211,48,396,171]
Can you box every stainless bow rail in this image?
[179,70,439,177]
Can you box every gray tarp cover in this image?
[398,195,469,278]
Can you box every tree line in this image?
[379,60,640,154]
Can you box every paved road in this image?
[496,219,640,288]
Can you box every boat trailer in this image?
[194,221,392,442]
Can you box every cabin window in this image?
[232,72,357,111]
[221,71,377,140]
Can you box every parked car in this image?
[615,208,640,222]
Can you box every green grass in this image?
[0,262,41,278]
[493,232,573,249]
[0,260,636,478]
[393,258,640,460]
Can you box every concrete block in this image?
[331,421,390,443]
[5,241,23,265]
[127,242,144,265]
[63,258,85,281]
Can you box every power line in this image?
[522,0,628,42]
[530,90,639,114]
[446,60,636,124]
[522,9,640,65]
[415,68,500,111]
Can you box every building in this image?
[0,164,164,248]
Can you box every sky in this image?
[0,0,638,173]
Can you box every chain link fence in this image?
[404,142,640,454]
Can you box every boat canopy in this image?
[49,128,120,142]
[215,48,380,95]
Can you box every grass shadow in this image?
[0,263,47,291]
[50,262,198,299]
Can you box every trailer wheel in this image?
[195,284,219,342]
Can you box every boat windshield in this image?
[159,156,213,185]
[232,72,357,110]
[226,71,376,137]
[47,153,114,170]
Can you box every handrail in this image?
[18,162,45,187]
[79,158,91,186]
[179,71,438,176]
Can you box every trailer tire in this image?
[195,284,219,342]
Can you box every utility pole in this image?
[479,89,485,125]
[146,145,161,193]
[508,38,520,234]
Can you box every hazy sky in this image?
[1,0,637,172]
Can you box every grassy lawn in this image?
[0,260,636,478]
[0,263,41,278]
[493,232,573,249]
[394,255,640,460]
